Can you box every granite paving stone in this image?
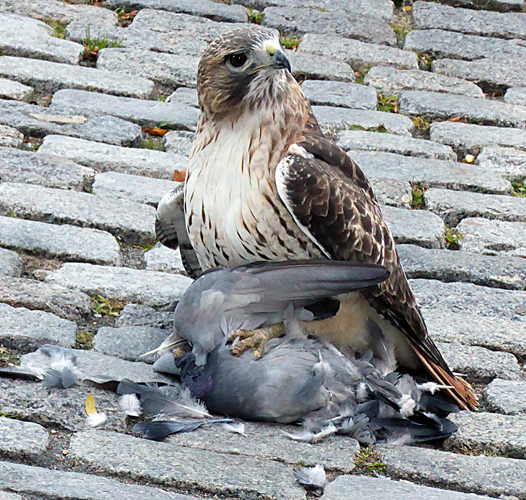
[435,0,524,11]
[433,57,526,92]
[446,412,526,458]
[97,48,199,89]
[169,421,359,473]
[430,121,526,153]
[50,89,198,131]
[287,51,355,82]
[505,87,526,106]
[0,56,154,98]
[0,276,91,321]
[0,125,23,148]
[321,475,491,500]
[0,249,22,278]
[377,445,526,499]
[301,81,376,109]
[410,279,526,320]
[102,0,248,22]
[437,341,520,382]
[0,418,48,461]
[0,183,156,244]
[399,90,526,128]
[116,304,173,330]
[144,243,186,274]
[39,135,187,180]
[382,206,444,248]
[0,14,84,65]
[370,178,412,208]
[0,147,94,191]
[69,430,306,500]
[93,325,168,361]
[167,88,198,108]
[262,7,396,46]
[476,146,526,183]
[312,106,414,135]
[92,172,180,207]
[0,462,198,500]
[298,34,419,72]
[251,0,393,20]
[425,187,526,225]
[337,130,456,160]
[349,151,511,194]
[0,492,21,500]
[0,100,142,147]
[0,78,33,102]
[0,380,127,432]
[163,130,194,156]
[404,28,526,62]
[1,0,118,25]
[398,244,526,290]
[485,379,526,415]
[456,217,526,259]
[412,1,526,40]
[364,66,484,98]
[423,308,526,357]
[0,216,121,266]
[45,263,192,307]
[0,303,77,351]
[20,347,171,386]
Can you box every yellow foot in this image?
[172,347,185,359]
[228,324,285,360]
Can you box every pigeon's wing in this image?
[155,185,202,278]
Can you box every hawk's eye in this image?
[226,52,248,68]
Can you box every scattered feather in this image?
[285,424,337,444]
[141,386,211,419]
[86,412,107,428]
[42,367,77,389]
[398,394,416,418]
[223,421,246,436]
[295,465,328,488]
[119,393,141,417]
[133,420,205,440]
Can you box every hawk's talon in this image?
[228,324,285,359]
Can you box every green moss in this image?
[418,52,433,70]
[410,181,428,209]
[444,227,463,250]
[411,116,431,136]
[280,36,301,50]
[139,139,164,151]
[42,18,66,39]
[157,95,168,102]
[512,182,526,198]
[76,330,94,350]
[246,8,264,24]
[353,448,386,476]
[140,242,156,251]
[342,123,389,133]
[91,295,126,317]
[0,346,20,366]
[377,93,399,113]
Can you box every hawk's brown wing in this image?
[275,134,476,411]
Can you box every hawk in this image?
[156,26,476,411]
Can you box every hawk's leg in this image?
[228,324,285,360]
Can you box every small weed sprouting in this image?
[83,26,123,60]
[410,181,428,209]
[139,139,164,151]
[417,52,433,71]
[411,116,431,137]
[76,330,94,350]
[0,346,20,366]
[42,18,66,39]
[246,8,264,25]
[444,227,463,250]
[512,182,526,198]
[353,448,386,476]
[91,295,126,317]
[280,36,301,50]
[342,123,389,134]
[377,93,399,113]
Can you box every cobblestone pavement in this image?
[1,0,526,499]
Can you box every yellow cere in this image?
[265,42,278,56]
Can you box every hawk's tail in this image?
[413,349,478,411]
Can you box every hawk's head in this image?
[197,26,295,117]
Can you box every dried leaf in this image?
[142,127,168,137]
[173,169,187,182]
[448,115,462,122]
[85,393,96,415]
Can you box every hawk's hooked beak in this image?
[271,49,291,72]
